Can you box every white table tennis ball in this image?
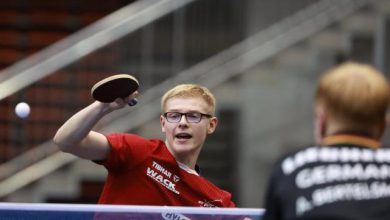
[15,102,30,118]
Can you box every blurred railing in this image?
[0,0,196,197]
[0,0,369,198]
[0,0,195,100]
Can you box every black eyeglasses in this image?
[163,112,212,123]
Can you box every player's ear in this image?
[207,117,218,134]
[376,114,389,140]
[384,114,389,131]
[160,115,166,133]
[314,105,327,144]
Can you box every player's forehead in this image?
[164,97,211,113]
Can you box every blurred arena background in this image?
[0,0,389,208]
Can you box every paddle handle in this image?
[128,98,138,106]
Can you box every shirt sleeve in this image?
[95,133,151,172]
[225,192,236,208]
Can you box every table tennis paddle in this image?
[91,74,139,106]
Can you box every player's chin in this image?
[173,139,194,149]
[174,138,191,147]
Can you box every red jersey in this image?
[96,133,235,207]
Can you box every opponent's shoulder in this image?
[266,144,320,180]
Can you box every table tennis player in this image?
[53,81,236,208]
[263,62,390,220]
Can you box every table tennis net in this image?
[0,203,264,220]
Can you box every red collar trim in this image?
[321,134,381,149]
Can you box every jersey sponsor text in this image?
[146,161,180,194]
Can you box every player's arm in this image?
[53,98,130,160]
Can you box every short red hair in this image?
[315,62,390,128]
[161,84,216,115]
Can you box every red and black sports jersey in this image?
[95,133,235,207]
[263,134,390,220]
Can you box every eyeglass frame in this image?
[163,112,213,123]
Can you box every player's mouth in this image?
[175,132,192,140]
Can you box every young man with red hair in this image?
[54,83,235,208]
[263,62,390,220]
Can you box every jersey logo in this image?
[146,161,180,195]
[173,175,180,182]
[198,199,223,207]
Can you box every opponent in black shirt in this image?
[263,62,390,220]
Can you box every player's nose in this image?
[178,114,189,125]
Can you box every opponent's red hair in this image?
[315,62,390,128]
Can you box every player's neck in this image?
[325,120,378,139]
[174,155,197,170]
[164,141,198,170]
[177,161,199,176]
